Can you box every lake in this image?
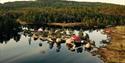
[0,27,109,63]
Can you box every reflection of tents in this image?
[71,35,81,42]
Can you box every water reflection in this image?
[0,27,110,63]
[20,27,110,53]
[0,30,21,44]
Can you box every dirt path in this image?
[47,23,83,27]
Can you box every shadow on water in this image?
[0,25,111,63]
[0,31,21,44]
[0,26,21,44]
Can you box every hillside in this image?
[0,0,125,29]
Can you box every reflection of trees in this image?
[47,42,62,52]
[10,26,109,54]
[14,33,21,42]
[29,27,95,53]
[56,42,61,52]
[0,29,21,44]
[77,47,83,53]
[48,42,54,49]
[0,33,10,44]
[29,37,32,45]
[32,28,96,53]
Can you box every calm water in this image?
[0,28,108,63]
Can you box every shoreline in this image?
[47,23,83,27]
[99,26,125,63]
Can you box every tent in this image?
[71,35,81,42]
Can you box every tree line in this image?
[0,0,125,30]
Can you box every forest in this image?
[0,0,125,31]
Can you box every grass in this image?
[99,26,125,63]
